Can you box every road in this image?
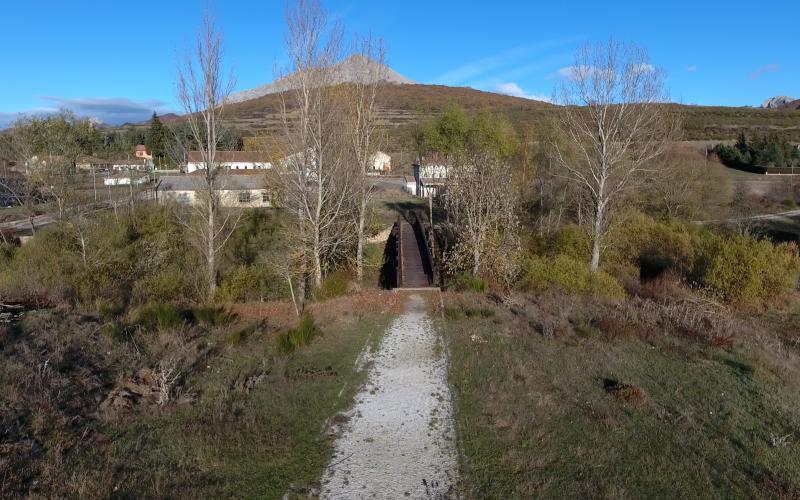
[696,208,800,226]
[320,293,458,499]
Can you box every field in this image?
[0,294,398,498]
[441,291,800,498]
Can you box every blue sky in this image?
[1,0,798,126]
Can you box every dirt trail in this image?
[320,294,458,499]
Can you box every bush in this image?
[315,271,349,301]
[132,304,184,331]
[699,235,800,304]
[0,225,79,303]
[276,313,321,353]
[608,211,695,279]
[96,299,126,320]
[99,321,123,341]
[453,273,487,293]
[548,224,591,261]
[216,265,287,303]
[520,254,626,299]
[192,306,234,327]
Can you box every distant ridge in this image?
[227,55,414,104]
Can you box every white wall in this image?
[160,189,272,208]
[104,176,149,186]
[370,152,391,172]
[420,165,447,179]
[186,161,272,173]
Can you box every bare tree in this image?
[176,11,239,301]
[274,0,354,294]
[342,36,386,283]
[553,40,679,271]
[443,114,519,278]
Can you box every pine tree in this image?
[146,112,167,166]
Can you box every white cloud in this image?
[0,96,172,128]
[493,82,551,102]
[685,65,698,73]
[748,64,781,80]
[433,37,579,86]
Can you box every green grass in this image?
[68,311,391,499]
[442,293,800,499]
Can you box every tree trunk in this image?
[472,240,481,277]
[590,201,605,272]
[207,197,216,301]
[356,198,367,282]
[313,238,323,290]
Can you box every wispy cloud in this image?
[493,82,551,102]
[749,64,781,80]
[0,96,172,128]
[685,65,698,73]
[433,37,579,86]
[550,62,654,81]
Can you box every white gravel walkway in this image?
[320,294,458,499]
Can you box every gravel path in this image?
[320,294,458,499]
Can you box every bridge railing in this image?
[410,212,436,287]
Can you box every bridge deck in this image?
[399,221,432,288]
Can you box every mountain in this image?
[761,96,796,109]
[779,99,800,111]
[227,55,414,104]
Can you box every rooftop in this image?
[157,174,267,192]
[187,151,274,163]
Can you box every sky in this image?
[1,0,798,127]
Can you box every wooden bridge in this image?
[392,214,437,289]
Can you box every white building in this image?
[403,175,444,198]
[103,174,150,186]
[418,164,448,179]
[368,151,392,174]
[186,151,272,173]
[156,173,272,208]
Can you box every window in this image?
[238,191,251,203]
[262,191,269,203]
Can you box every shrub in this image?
[315,271,349,301]
[192,306,234,327]
[520,254,625,299]
[548,224,591,261]
[453,274,487,293]
[226,326,252,346]
[99,321,123,341]
[276,313,321,353]
[132,304,184,331]
[608,211,695,279]
[216,265,287,303]
[699,235,800,304]
[96,299,126,320]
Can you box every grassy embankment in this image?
[441,291,800,498]
[0,294,398,499]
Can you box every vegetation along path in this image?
[320,293,458,499]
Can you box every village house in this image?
[111,156,152,171]
[155,172,272,208]
[404,162,448,198]
[103,173,150,186]
[135,145,153,161]
[76,155,114,171]
[368,151,392,174]
[186,151,272,173]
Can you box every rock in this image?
[761,96,796,109]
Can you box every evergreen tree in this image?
[146,112,167,166]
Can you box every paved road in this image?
[320,294,458,499]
